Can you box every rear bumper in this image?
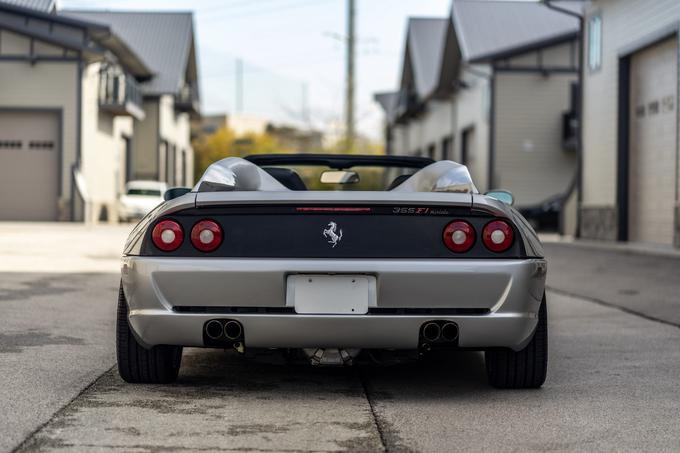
[121,257,546,351]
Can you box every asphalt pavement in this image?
[2,224,680,452]
[544,242,680,326]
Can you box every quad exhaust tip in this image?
[422,322,441,342]
[442,322,459,341]
[205,320,224,340]
[224,320,243,340]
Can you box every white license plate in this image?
[288,275,372,314]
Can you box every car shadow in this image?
[172,348,492,399]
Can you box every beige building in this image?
[375,1,580,233]
[580,0,680,248]
[0,1,199,222]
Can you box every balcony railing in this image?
[98,67,145,120]
[174,83,200,115]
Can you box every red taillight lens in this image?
[443,220,476,253]
[151,220,184,252]
[482,220,514,252]
[190,219,223,252]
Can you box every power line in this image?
[201,0,337,22]
[196,0,286,15]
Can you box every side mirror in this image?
[164,187,192,201]
[485,189,514,206]
[320,170,360,184]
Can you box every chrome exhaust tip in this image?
[442,322,459,342]
[224,320,243,340]
[422,322,441,342]
[205,320,224,340]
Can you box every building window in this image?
[441,136,452,161]
[427,143,436,160]
[588,14,602,72]
[28,141,54,149]
[179,149,186,186]
[461,127,474,166]
[0,140,23,149]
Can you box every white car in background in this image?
[118,181,167,222]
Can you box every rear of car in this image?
[117,156,548,389]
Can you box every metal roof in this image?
[0,0,54,13]
[405,18,448,99]
[62,10,196,96]
[0,3,152,77]
[451,0,579,62]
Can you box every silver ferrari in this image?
[117,154,547,388]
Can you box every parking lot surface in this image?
[2,224,680,452]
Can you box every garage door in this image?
[0,111,60,221]
[629,38,678,245]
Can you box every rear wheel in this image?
[485,295,547,389]
[116,283,182,383]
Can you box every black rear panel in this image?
[139,205,526,258]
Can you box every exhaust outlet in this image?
[422,322,441,342]
[205,320,224,340]
[224,320,243,340]
[442,322,459,342]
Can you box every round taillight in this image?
[443,220,476,253]
[482,220,514,252]
[190,219,223,252]
[151,220,184,252]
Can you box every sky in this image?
[59,0,451,140]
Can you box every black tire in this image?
[485,295,547,389]
[116,283,182,383]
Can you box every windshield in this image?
[127,189,162,196]
[195,157,477,193]
[265,165,421,191]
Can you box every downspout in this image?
[450,89,457,161]
[544,0,584,237]
[72,55,84,221]
[457,66,492,188]
[488,69,496,189]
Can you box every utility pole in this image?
[344,0,355,151]
[302,82,310,128]
[235,58,243,114]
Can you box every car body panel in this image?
[121,256,546,350]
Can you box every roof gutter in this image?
[543,0,584,237]
[0,17,100,56]
[90,31,154,78]
[0,2,109,31]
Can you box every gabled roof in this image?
[400,18,449,100]
[62,10,198,96]
[373,91,400,123]
[451,0,579,63]
[0,2,152,77]
[0,0,55,13]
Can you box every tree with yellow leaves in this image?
[192,127,283,181]
[192,125,385,182]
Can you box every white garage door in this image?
[629,38,678,245]
[0,111,60,221]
